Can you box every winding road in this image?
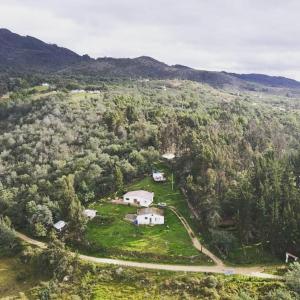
[15,228,280,280]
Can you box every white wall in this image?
[136,214,164,225]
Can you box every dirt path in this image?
[15,231,280,279]
[168,206,224,267]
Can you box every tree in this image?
[114,166,124,192]
[209,229,237,257]
[0,217,20,256]
[57,175,87,241]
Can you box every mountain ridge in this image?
[1,28,300,90]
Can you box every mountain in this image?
[0,28,90,72]
[60,56,243,88]
[227,73,300,89]
[1,28,300,90]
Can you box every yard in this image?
[85,165,212,265]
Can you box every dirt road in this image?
[15,231,281,279]
[168,206,224,267]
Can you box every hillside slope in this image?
[0,28,90,72]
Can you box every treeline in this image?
[174,99,300,256]
[0,87,160,240]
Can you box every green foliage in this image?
[285,262,300,294]
[264,288,294,300]
[35,233,80,281]
[209,229,238,257]
[1,79,300,264]
[0,217,20,256]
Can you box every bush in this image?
[0,217,21,257]
[264,289,294,300]
[203,276,219,289]
[285,262,300,293]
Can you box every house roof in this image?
[53,220,66,230]
[138,207,164,216]
[83,209,97,217]
[123,190,154,201]
[162,153,175,160]
[153,172,164,177]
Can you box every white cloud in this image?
[1,0,300,79]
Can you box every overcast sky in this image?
[1,0,300,79]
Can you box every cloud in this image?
[1,0,300,79]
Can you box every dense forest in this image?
[0,78,300,260]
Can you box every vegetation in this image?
[0,77,300,297]
[84,171,211,264]
[0,256,40,298]
[1,79,300,264]
[0,216,21,257]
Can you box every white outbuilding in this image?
[122,190,154,207]
[136,207,164,225]
[53,220,66,232]
[83,209,97,219]
[152,172,166,182]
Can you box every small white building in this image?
[83,209,97,219]
[70,89,85,94]
[42,83,49,87]
[53,220,66,232]
[136,207,164,225]
[123,190,154,207]
[162,153,175,160]
[152,172,166,182]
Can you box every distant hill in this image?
[1,28,300,90]
[61,56,243,88]
[0,28,89,72]
[227,73,300,89]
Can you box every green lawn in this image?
[0,257,40,298]
[85,166,212,265]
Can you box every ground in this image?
[85,164,212,265]
[0,257,40,298]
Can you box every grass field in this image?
[92,283,177,300]
[0,257,40,298]
[85,164,212,264]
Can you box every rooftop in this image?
[138,207,164,216]
[123,190,154,201]
[53,220,66,230]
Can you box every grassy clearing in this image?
[86,202,211,264]
[0,257,39,298]
[92,283,177,300]
[225,243,283,266]
[88,265,284,300]
[85,165,212,264]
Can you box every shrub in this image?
[285,262,300,293]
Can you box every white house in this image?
[53,220,66,232]
[83,209,97,219]
[122,190,154,207]
[152,172,166,182]
[136,207,164,225]
[162,153,175,160]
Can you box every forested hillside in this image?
[0,79,300,261]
